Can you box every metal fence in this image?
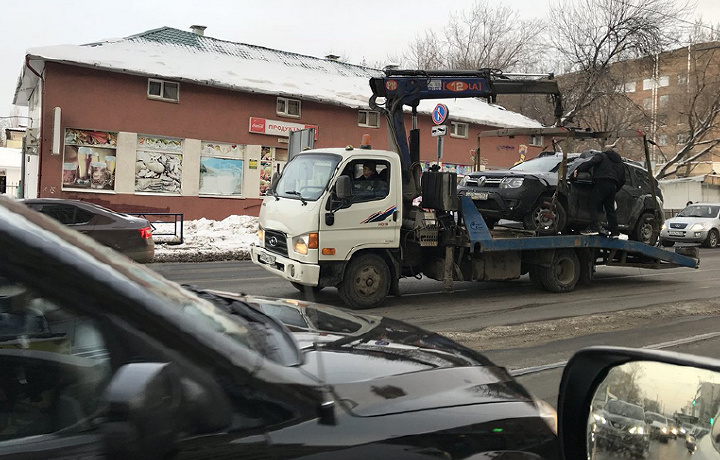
[128,212,184,245]
[0,182,19,198]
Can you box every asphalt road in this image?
[149,248,720,410]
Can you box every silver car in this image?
[660,203,720,248]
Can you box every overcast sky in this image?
[3,0,720,119]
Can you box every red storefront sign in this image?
[249,117,318,139]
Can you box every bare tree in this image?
[549,0,692,124]
[655,44,720,179]
[405,0,545,72]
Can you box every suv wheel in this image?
[524,199,566,235]
[703,228,719,248]
[631,212,659,246]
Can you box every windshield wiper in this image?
[285,190,307,205]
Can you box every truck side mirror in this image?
[269,172,280,194]
[335,175,352,199]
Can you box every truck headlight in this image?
[690,223,707,231]
[257,227,264,247]
[293,232,319,255]
[500,177,524,189]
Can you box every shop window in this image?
[135,135,183,194]
[62,129,118,192]
[450,122,469,139]
[529,135,543,147]
[277,97,301,118]
[199,142,245,196]
[147,79,179,102]
[260,146,280,196]
[358,110,380,128]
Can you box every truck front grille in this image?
[264,230,288,257]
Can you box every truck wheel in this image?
[338,253,390,309]
[631,212,659,246]
[524,199,566,235]
[290,282,324,294]
[703,228,719,248]
[539,249,580,293]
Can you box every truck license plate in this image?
[471,192,489,200]
[669,231,684,237]
[259,253,276,265]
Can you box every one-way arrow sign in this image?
[431,125,447,137]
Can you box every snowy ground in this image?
[151,215,258,263]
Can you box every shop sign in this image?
[249,117,318,140]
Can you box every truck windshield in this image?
[274,153,341,202]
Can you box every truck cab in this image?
[251,147,403,304]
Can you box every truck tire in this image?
[631,212,659,246]
[290,282,324,294]
[338,253,390,309]
[703,228,719,248]
[539,249,580,293]
[524,199,566,235]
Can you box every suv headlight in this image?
[629,425,645,435]
[500,177,524,189]
[690,223,708,231]
[459,175,469,186]
[293,232,319,255]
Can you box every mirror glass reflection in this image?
[588,361,720,459]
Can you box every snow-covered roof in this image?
[15,27,542,129]
[0,147,21,168]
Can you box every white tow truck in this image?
[251,69,698,309]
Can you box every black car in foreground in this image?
[4,194,720,460]
[457,152,664,244]
[22,198,154,263]
[0,195,559,459]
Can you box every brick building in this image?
[12,26,544,220]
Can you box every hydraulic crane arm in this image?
[368,69,564,199]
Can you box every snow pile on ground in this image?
[151,215,258,263]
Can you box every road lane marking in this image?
[509,330,720,377]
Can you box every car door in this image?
[614,164,639,228]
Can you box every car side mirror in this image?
[335,175,352,200]
[101,362,231,458]
[559,347,720,460]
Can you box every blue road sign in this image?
[432,104,449,125]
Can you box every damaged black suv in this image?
[456,152,663,244]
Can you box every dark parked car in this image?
[0,195,560,459]
[457,152,664,244]
[22,198,154,263]
[593,399,650,457]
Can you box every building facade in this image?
[13,27,544,220]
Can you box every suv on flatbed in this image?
[457,151,663,245]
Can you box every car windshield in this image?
[677,205,720,218]
[646,413,666,423]
[605,400,645,420]
[274,153,341,201]
[510,156,575,173]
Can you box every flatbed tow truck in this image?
[251,69,699,309]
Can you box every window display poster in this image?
[135,150,183,194]
[199,157,244,196]
[259,146,275,195]
[62,128,117,190]
[201,141,245,158]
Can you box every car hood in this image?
[460,169,559,188]
[601,410,645,428]
[292,317,531,416]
